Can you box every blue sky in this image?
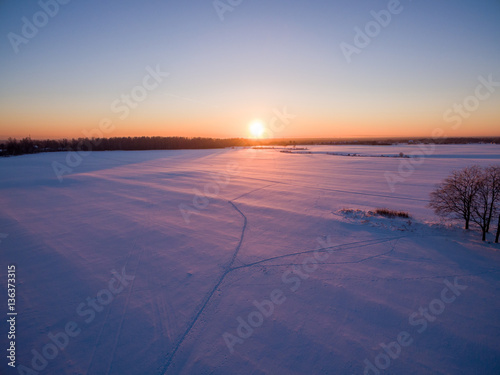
[1,0,499,139]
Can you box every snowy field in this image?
[1,144,500,375]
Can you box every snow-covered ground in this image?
[1,145,500,375]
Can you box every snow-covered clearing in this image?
[1,145,500,374]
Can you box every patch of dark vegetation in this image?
[0,136,253,157]
[375,208,410,219]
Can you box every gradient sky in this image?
[0,0,499,139]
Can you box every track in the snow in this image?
[159,200,247,374]
[158,197,405,374]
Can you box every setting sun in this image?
[249,121,265,138]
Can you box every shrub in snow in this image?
[375,208,410,219]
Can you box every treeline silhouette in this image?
[0,137,254,156]
[1,136,499,157]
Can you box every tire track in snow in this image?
[230,236,405,272]
[229,183,278,201]
[159,201,404,373]
[259,248,396,268]
[158,174,406,374]
[229,173,427,203]
[291,183,429,203]
[318,268,500,282]
[159,200,248,374]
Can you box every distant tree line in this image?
[1,136,499,157]
[429,165,500,242]
[319,137,500,146]
[0,137,254,156]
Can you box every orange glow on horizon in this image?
[1,107,499,140]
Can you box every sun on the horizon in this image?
[249,121,265,138]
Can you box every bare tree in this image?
[489,165,500,243]
[429,166,482,230]
[485,166,500,233]
[471,169,494,241]
[496,214,500,243]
